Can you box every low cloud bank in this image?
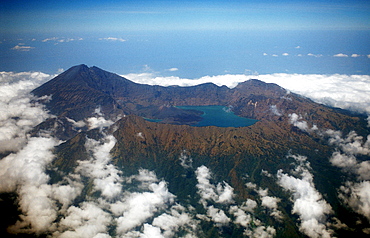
[1,70,370,237]
[123,73,370,115]
[0,71,53,153]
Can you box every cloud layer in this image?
[277,154,334,238]
[122,73,370,115]
[1,70,370,237]
[0,71,53,152]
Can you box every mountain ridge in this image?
[31,65,365,131]
[13,64,369,237]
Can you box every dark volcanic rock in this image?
[23,65,370,237]
[32,65,364,134]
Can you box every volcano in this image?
[2,65,369,237]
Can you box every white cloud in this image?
[207,206,231,226]
[167,67,178,72]
[195,165,234,206]
[333,53,348,57]
[86,108,116,130]
[122,72,249,88]
[229,205,252,227]
[216,182,234,204]
[339,181,370,221]
[99,37,126,42]
[261,196,279,210]
[179,150,193,169]
[2,68,370,236]
[151,204,198,237]
[122,72,370,115]
[77,135,122,199]
[295,46,301,49]
[258,74,370,115]
[115,181,175,235]
[351,54,361,58]
[87,117,114,130]
[270,105,282,116]
[326,130,370,157]
[140,224,163,238]
[288,113,318,132]
[42,37,58,42]
[11,44,35,51]
[323,129,370,222]
[56,202,112,238]
[42,37,83,43]
[307,53,322,57]
[0,137,62,234]
[282,53,289,56]
[0,72,53,153]
[66,117,86,128]
[277,154,333,238]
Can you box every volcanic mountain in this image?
[31,64,364,133]
[2,65,369,237]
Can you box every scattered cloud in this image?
[339,181,370,221]
[122,72,370,115]
[151,204,198,237]
[0,71,53,153]
[283,114,370,228]
[56,201,112,238]
[78,135,122,199]
[307,53,322,57]
[86,107,115,130]
[289,113,318,132]
[195,165,234,207]
[179,150,193,169]
[99,37,126,42]
[115,181,175,235]
[2,70,370,237]
[351,54,361,58]
[42,37,83,43]
[11,44,35,51]
[333,53,348,57]
[277,154,334,238]
[42,37,58,42]
[261,50,367,58]
[270,105,282,116]
[323,129,370,221]
[0,137,64,234]
[167,67,178,72]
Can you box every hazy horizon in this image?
[1,0,369,77]
[1,1,370,237]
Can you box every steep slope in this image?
[12,65,368,237]
[31,65,365,133]
[31,64,126,120]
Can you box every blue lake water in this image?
[177,105,258,127]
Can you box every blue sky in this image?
[2,0,369,33]
[1,0,370,77]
